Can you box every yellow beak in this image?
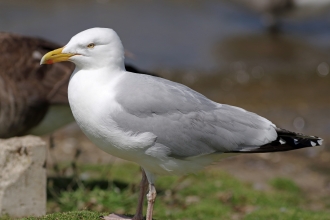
[40,47,75,65]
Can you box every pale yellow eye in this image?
[87,43,95,48]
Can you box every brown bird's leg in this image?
[132,169,148,220]
[101,168,148,220]
[146,183,157,220]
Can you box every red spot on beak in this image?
[46,60,53,64]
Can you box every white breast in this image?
[68,68,156,162]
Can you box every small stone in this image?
[101,213,132,220]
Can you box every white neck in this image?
[71,65,124,82]
[68,67,125,134]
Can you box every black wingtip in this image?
[231,128,323,153]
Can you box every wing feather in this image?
[113,73,277,158]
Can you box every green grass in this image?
[270,178,301,193]
[21,211,108,220]
[2,162,329,220]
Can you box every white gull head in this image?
[63,27,125,70]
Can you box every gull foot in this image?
[100,213,141,220]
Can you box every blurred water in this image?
[1,0,330,71]
[1,0,330,141]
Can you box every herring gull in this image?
[40,27,322,220]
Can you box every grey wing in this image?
[113,73,277,158]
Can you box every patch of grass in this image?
[270,177,301,193]
[9,162,330,220]
[0,215,11,220]
[244,208,330,220]
[21,210,107,220]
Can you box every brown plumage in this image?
[0,32,157,138]
[0,32,74,138]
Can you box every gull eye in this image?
[87,43,95,48]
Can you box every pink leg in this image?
[146,183,156,220]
